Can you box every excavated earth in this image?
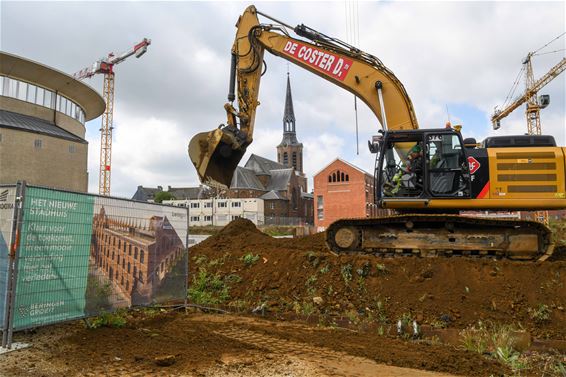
[1,218,564,377]
[191,218,566,340]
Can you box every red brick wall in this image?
[314,159,375,230]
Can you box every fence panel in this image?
[11,185,188,331]
[0,185,17,329]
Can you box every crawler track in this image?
[326,215,554,261]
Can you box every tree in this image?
[154,191,175,203]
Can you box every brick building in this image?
[90,206,185,305]
[314,158,377,231]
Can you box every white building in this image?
[164,198,264,226]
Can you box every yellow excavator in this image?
[189,6,566,261]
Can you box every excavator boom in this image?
[189,5,417,187]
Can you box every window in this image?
[190,216,200,222]
[16,81,27,101]
[204,202,212,208]
[138,271,143,283]
[283,152,288,165]
[317,195,324,220]
[36,87,45,106]
[292,152,297,169]
[140,250,145,264]
[134,247,138,259]
[217,201,227,208]
[204,215,212,222]
[43,90,53,108]
[231,202,241,208]
[190,202,199,208]
[127,262,131,273]
[270,202,275,210]
[34,139,42,149]
[26,84,36,102]
[231,215,240,221]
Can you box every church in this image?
[226,73,313,224]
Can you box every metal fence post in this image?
[2,181,26,348]
[185,205,189,309]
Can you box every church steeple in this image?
[277,72,303,175]
[283,73,296,133]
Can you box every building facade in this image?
[0,52,105,192]
[314,158,378,231]
[90,207,185,306]
[165,197,264,226]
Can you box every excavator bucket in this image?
[188,128,246,188]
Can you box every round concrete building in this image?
[0,51,105,192]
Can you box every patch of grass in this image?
[305,274,318,287]
[188,268,230,305]
[528,304,552,323]
[242,253,260,267]
[88,310,127,329]
[341,264,353,285]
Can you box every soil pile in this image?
[190,219,566,339]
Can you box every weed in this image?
[301,302,315,317]
[319,265,330,274]
[242,253,260,267]
[375,263,388,274]
[528,304,551,323]
[357,276,367,294]
[88,311,127,329]
[495,346,529,373]
[225,274,242,284]
[341,264,353,285]
[356,262,371,277]
[305,274,318,287]
[193,255,207,266]
[327,285,334,296]
[188,268,230,305]
[345,309,360,325]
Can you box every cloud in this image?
[2,1,565,198]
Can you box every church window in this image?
[283,152,288,165]
[346,174,349,181]
[341,172,345,181]
[292,152,297,169]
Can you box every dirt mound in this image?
[219,217,264,237]
[190,219,566,340]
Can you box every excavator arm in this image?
[189,5,418,187]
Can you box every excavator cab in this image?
[374,129,471,206]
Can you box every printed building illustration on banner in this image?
[90,206,185,306]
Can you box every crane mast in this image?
[73,38,151,196]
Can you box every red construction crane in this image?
[74,38,151,196]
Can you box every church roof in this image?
[230,166,266,190]
[260,190,288,200]
[244,154,287,175]
[266,168,294,191]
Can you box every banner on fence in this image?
[11,186,188,330]
[0,186,17,329]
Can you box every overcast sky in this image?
[2,1,565,198]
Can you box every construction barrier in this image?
[0,182,189,348]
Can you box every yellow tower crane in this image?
[73,38,151,195]
[491,34,566,224]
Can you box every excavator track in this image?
[326,215,554,261]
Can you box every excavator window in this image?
[382,139,424,198]
[426,133,470,198]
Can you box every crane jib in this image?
[282,40,353,81]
